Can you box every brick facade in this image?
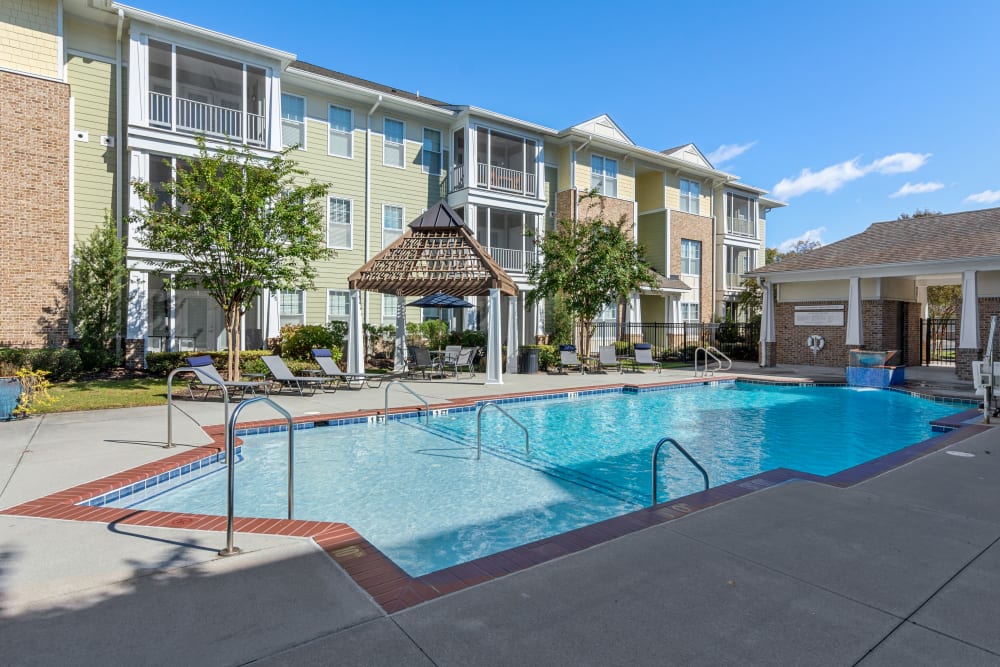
[0,70,70,347]
[555,189,635,231]
[669,211,714,322]
[955,296,1000,381]
[124,338,145,370]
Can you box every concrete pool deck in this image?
[1,363,998,665]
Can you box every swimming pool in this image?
[109,381,962,576]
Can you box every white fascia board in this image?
[285,68,454,120]
[748,256,1000,283]
[725,182,770,196]
[465,189,548,215]
[448,106,558,137]
[127,125,280,159]
[113,3,296,66]
[759,196,787,210]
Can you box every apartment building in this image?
[0,1,784,364]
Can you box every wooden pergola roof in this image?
[348,202,519,297]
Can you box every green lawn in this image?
[41,378,171,413]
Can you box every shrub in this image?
[13,368,57,417]
[281,324,335,360]
[145,349,275,377]
[534,344,557,370]
[452,329,487,348]
[0,348,82,381]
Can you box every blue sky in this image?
[126,0,1000,250]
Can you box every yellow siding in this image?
[641,294,665,322]
[578,148,635,202]
[665,172,710,215]
[65,14,116,60]
[636,171,664,211]
[68,54,117,242]
[548,144,572,191]
[0,0,59,78]
[637,212,666,274]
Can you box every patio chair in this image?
[441,346,477,378]
[184,355,270,400]
[261,355,335,396]
[407,345,442,379]
[311,348,386,389]
[625,343,661,373]
[558,345,586,374]
[596,345,621,373]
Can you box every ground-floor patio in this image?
[1,364,997,665]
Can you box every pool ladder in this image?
[382,380,430,424]
[694,346,732,377]
[476,402,529,460]
[651,437,709,506]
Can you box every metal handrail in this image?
[476,402,529,461]
[694,346,732,377]
[166,367,229,449]
[983,315,998,424]
[383,380,430,424]
[651,437,709,506]
[219,396,295,557]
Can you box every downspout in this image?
[364,95,382,323]
[115,7,125,360]
[710,180,717,320]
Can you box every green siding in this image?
[69,54,117,243]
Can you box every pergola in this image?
[348,201,519,384]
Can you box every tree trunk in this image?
[226,306,242,381]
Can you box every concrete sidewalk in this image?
[2,364,997,665]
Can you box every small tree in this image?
[131,138,330,379]
[527,193,654,356]
[71,213,128,369]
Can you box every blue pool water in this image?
[118,382,961,576]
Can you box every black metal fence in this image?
[580,322,760,362]
[920,318,957,366]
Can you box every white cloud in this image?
[706,141,757,166]
[778,228,826,253]
[890,181,944,198]
[964,189,1000,204]
[772,152,932,200]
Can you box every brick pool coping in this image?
[1,376,987,613]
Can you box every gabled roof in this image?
[348,202,518,297]
[660,143,714,170]
[569,115,634,146]
[753,208,1000,276]
[646,271,691,292]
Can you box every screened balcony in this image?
[147,39,267,146]
[725,246,757,290]
[725,193,757,238]
[450,127,537,196]
[475,206,538,274]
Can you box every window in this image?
[590,155,618,197]
[327,197,352,249]
[680,178,700,214]
[681,239,701,275]
[149,153,173,211]
[327,289,350,322]
[596,300,618,322]
[281,93,306,149]
[422,128,442,175]
[328,105,353,157]
[279,290,304,327]
[382,294,398,321]
[383,204,404,247]
[680,302,700,322]
[383,118,405,168]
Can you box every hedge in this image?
[0,348,83,381]
[143,350,316,377]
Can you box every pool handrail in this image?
[651,436,709,506]
[166,366,229,449]
[476,402,530,461]
[695,346,732,377]
[220,395,295,557]
[382,380,430,424]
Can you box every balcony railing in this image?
[725,272,742,289]
[489,247,537,274]
[149,92,266,146]
[726,216,757,238]
[450,164,465,191]
[476,163,536,197]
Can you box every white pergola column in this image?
[347,289,364,374]
[845,276,864,347]
[393,295,407,372]
[485,288,503,385]
[959,270,979,349]
[506,295,519,375]
[262,289,281,341]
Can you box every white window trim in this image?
[326,288,351,323]
[381,294,399,322]
[422,127,442,175]
[679,178,700,215]
[327,196,354,250]
[327,104,354,159]
[590,153,618,198]
[383,116,406,169]
[281,92,307,150]
[680,239,702,276]
[279,289,306,326]
[382,203,406,249]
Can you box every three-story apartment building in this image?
[0,1,784,364]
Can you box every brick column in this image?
[956,348,979,382]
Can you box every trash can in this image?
[0,377,22,421]
[518,347,539,374]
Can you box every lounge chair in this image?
[558,345,586,374]
[311,348,385,388]
[596,345,621,373]
[261,355,336,396]
[625,343,661,373]
[185,355,270,400]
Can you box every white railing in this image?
[725,272,742,289]
[149,92,266,146]
[489,247,538,274]
[450,164,465,191]
[476,163,537,196]
[726,216,757,238]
